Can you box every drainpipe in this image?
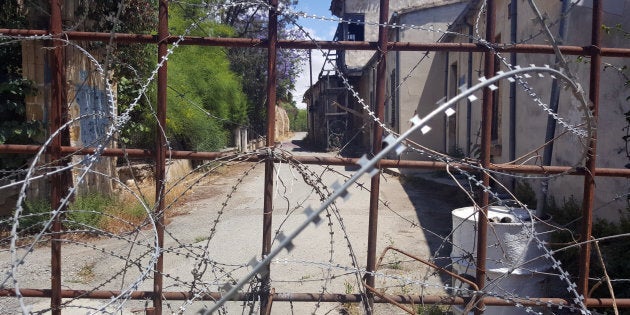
[395,16,401,134]
[509,0,517,189]
[444,53,450,152]
[537,0,570,215]
[466,22,473,155]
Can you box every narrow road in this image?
[5,132,457,314]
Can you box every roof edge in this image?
[395,0,468,16]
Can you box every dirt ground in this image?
[2,132,469,314]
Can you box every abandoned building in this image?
[307,0,630,220]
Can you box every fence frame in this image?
[0,0,629,314]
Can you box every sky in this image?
[291,1,338,109]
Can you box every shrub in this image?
[547,197,630,314]
[65,193,113,230]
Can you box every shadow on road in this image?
[400,174,471,266]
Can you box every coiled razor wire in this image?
[1,1,625,314]
[201,65,592,314]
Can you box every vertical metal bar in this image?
[261,0,278,312]
[365,0,389,313]
[153,0,169,313]
[49,0,65,314]
[476,0,496,314]
[578,0,602,297]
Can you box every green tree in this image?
[166,2,249,151]
[214,0,304,137]
[278,99,307,132]
[293,109,307,132]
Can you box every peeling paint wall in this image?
[21,0,118,197]
[66,46,117,195]
[333,0,464,71]
[355,2,467,161]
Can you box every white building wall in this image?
[393,2,468,160]
[334,0,464,70]
[445,0,630,220]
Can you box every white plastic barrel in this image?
[450,206,553,315]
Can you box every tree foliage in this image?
[166,2,249,151]
[1,0,304,154]
[214,0,305,136]
[279,100,307,132]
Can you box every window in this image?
[343,14,364,41]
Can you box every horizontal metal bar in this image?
[3,144,630,177]
[2,28,630,56]
[0,289,628,308]
[0,144,239,160]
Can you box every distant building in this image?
[307,0,466,152]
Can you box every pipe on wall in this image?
[537,0,571,215]
[509,0,518,190]
[466,21,473,156]
[444,52,450,152]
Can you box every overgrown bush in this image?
[513,182,630,313]
[65,193,114,230]
[17,199,53,233]
[11,193,146,234]
[0,1,42,170]
[546,197,630,314]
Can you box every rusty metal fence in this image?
[1,0,630,314]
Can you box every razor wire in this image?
[0,1,629,314]
[278,11,596,313]
[202,65,593,314]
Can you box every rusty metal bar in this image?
[261,0,279,313]
[3,288,630,308]
[578,0,603,298]
[264,288,275,315]
[152,1,169,313]
[0,144,239,159]
[48,1,66,314]
[3,27,630,56]
[5,143,630,177]
[475,1,496,314]
[365,1,389,313]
